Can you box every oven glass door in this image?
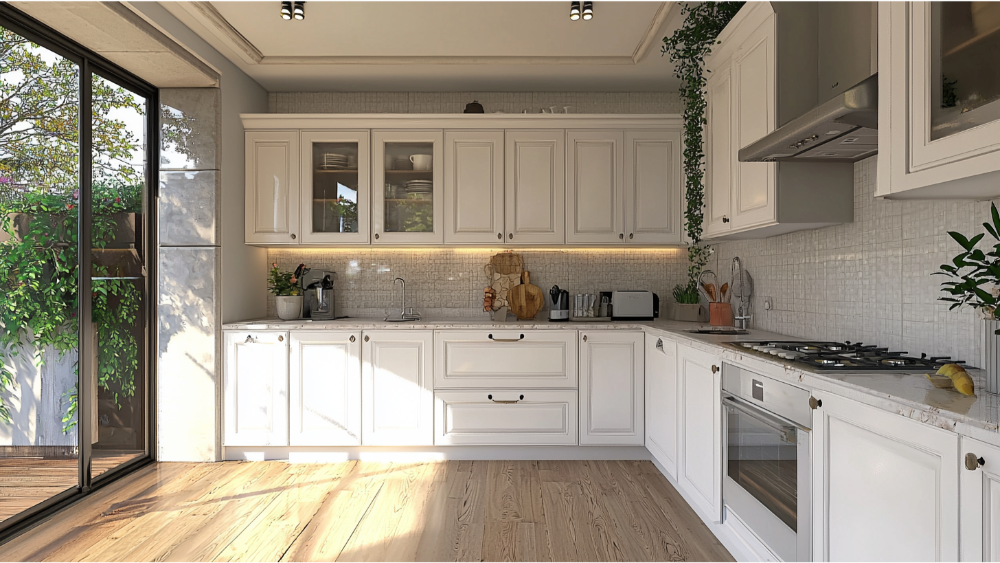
[725,397,799,532]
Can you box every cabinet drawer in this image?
[434,390,578,445]
[434,330,577,389]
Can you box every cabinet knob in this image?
[364,335,370,342]
[722,216,730,224]
[809,397,823,410]
[509,233,513,240]
[655,338,663,350]
[290,233,297,239]
[278,335,284,342]
[966,453,986,471]
[583,335,588,342]
[375,233,380,240]
[629,233,633,240]
[619,233,624,240]
[498,233,502,240]
[245,335,254,344]
[711,364,719,374]
[350,335,356,343]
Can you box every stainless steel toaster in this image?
[611,290,657,320]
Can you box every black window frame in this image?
[0,3,158,542]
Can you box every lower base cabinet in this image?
[434,390,578,445]
[677,344,723,523]
[223,331,289,447]
[362,330,434,446]
[961,436,1000,561]
[812,390,959,562]
[289,331,361,446]
[579,331,644,445]
[645,333,678,480]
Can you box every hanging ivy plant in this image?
[662,1,744,300]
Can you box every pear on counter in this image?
[934,363,975,396]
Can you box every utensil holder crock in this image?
[709,302,734,327]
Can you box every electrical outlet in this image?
[763,297,773,311]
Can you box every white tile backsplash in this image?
[714,156,996,367]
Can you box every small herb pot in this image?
[670,303,703,322]
[275,295,302,320]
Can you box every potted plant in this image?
[671,283,704,322]
[269,263,302,320]
[934,202,1000,393]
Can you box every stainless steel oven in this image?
[723,363,812,561]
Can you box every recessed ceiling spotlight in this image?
[280,0,292,20]
[583,0,594,20]
[293,0,305,20]
[570,1,581,21]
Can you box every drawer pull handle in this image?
[488,393,524,403]
[488,333,524,342]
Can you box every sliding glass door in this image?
[0,9,155,532]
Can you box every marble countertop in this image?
[223,316,1000,441]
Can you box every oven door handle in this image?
[722,393,810,433]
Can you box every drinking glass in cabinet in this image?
[931,2,1000,140]
[383,141,433,233]
[311,141,359,233]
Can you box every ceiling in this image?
[160,1,683,92]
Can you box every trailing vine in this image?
[662,1,744,299]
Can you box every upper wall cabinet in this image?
[878,2,1000,199]
[245,131,299,245]
[242,115,682,247]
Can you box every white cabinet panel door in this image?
[289,331,361,446]
[245,131,299,245]
[566,130,625,245]
[677,344,722,523]
[434,390,578,446]
[961,436,1000,562]
[362,330,434,446]
[812,390,959,562]
[579,331,643,445]
[624,130,682,245]
[434,330,577,389]
[705,65,733,237]
[444,130,505,244]
[504,130,565,245]
[730,14,777,230]
[223,331,289,446]
[645,333,678,479]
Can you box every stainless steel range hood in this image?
[739,3,878,163]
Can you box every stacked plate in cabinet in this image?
[404,179,433,200]
[321,153,348,169]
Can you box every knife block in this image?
[709,302,734,326]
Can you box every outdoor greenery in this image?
[935,202,1000,333]
[661,2,744,303]
[0,28,145,429]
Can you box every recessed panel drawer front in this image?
[434,390,578,445]
[434,330,578,389]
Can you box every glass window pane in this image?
[90,73,147,479]
[311,141,359,234]
[0,26,80,523]
[931,2,1000,140]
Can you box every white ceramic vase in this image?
[275,295,302,320]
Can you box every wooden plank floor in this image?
[1,460,733,562]
[0,451,144,523]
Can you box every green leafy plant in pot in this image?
[934,202,1000,393]
[269,262,303,320]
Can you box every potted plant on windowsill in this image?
[934,202,1000,393]
[269,263,302,320]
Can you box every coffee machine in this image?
[548,285,569,322]
[300,268,336,320]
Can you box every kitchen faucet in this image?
[386,277,421,321]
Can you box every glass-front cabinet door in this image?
[300,131,370,244]
[372,130,444,245]
[910,1,1000,169]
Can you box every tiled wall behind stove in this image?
[714,156,1000,367]
[268,91,682,114]
[266,248,689,319]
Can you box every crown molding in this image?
[632,2,674,64]
[188,1,263,64]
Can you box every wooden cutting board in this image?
[508,271,544,320]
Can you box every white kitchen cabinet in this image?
[372,130,444,245]
[566,130,625,244]
[811,390,959,562]
[433,330,577,389]
[288,331,361,446]
[223,331,289,446]
[245,131,299,245]
[299,130,370,244]
[434,390,578,446]
[579,331,643,446]
[644,333,678,479]
[960,436,1000,561]
[705,64,733,236]
[878,2,1000,199]
[443,130,505,244]
[625,130,683,245]
[361,330,434,446]
[504,130,565,245]
[677,344,722,523]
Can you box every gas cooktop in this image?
[729,340,966,372]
